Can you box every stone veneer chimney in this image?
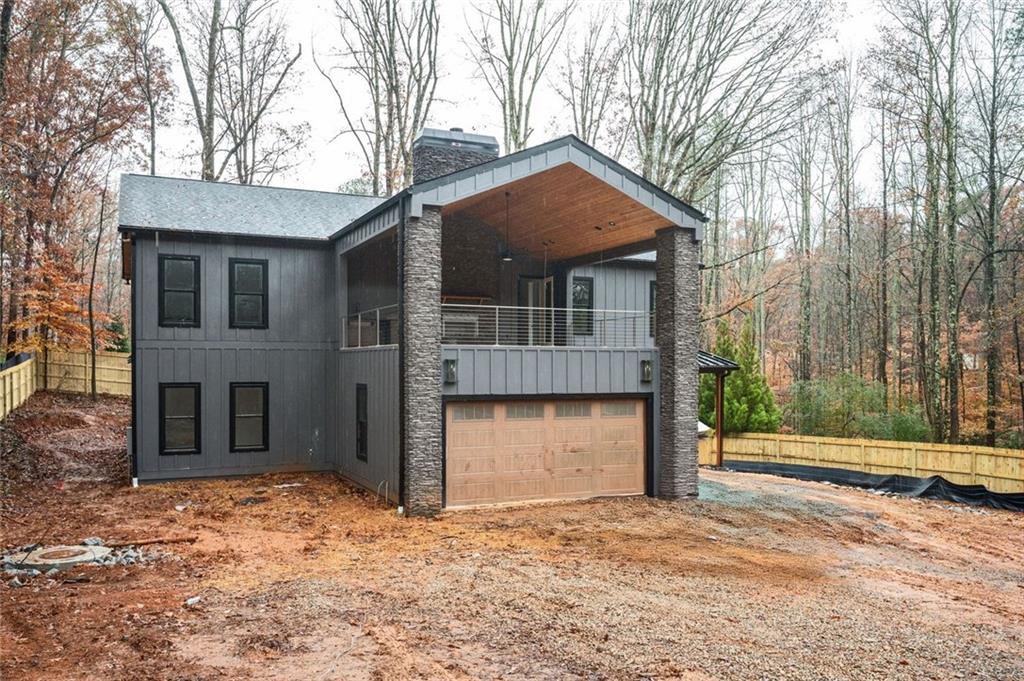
[412,127,500,184]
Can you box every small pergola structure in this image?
[698,350,739,467]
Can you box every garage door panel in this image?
[553,425,593,444]
[500,450,546,473]
[553,473,596,496]
[503,428,545,446]
[451,430,497,448]
[553,449,594,469]
[602,424,640,444]
[446,400,644,508]
[449,479,499,506]
[598,471,643,494]
[504,476,548,500]
[453,452,497,475]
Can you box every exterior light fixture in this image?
[502,191,513,262]
[640,359,653,383]
[443,359,458,384]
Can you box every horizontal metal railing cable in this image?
[343,303,654,348]
[440,304,653,348]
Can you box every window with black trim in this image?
[229,258,268,329]
[159,255,200,327]
[649,280,656,338]
[356,383,368,462]
[572,276,594,335]
[230,383,268,452]
[160,383,200,454]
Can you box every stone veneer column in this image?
[655,226,701,498]
[400,206,443,516]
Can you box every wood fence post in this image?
[911,445,917,477]
[860,442,866,472]
[971,450,977,484]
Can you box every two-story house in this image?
[118,128,735,516]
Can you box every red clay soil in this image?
[1,392,1022,680]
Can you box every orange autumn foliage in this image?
[5,250,112,354]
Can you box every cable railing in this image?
[345,304,399,348]
[441,304,654,348]
[344,303,655,348]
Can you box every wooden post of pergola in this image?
[697,351,738,469]
[715,372,726,467]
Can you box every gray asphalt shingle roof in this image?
[118,174,385,240]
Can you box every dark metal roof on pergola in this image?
[698,351,739,374]
[698,350,738,469]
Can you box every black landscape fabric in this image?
[722,460,1024,513]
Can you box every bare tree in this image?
[779,104,822,383]
[215,0,305,184]
[0,0,13,103]
[467,0,575,153]
[961,0,1024,445]
[88,159,115,399]
[623,0,824,204]
[315,0,439,195]
[157,0,302,182]
[111,0,171,175]
[555,5,622,150]
[824,57,862,373]
[158,0,220,180]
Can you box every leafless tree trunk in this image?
[555,6,621,148]
[467,0,575,153]
[215,0,304,185]
[111,0,170,176]
[89,161,114,400]
[158,0,302,183]
[0,0,13,103]
[963,0,1024,445]
[825,58,860,373]
[623,0,823,203]
[941,0,964,442]
[158,0,221,180]
[316,0,439,194]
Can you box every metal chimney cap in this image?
[413,127,499,154]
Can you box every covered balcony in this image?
[334,135,705,514]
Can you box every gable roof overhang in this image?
[332,135,706,258]
[411,136,704,254]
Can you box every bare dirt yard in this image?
[2,392,1022,680]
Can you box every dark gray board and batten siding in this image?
[132,233,339,480]
[440,346,658,396]
[566,262,656,349]
[336,347,400,502]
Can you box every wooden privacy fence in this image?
[699,432,1023,493]
[36,350,132,397]
[0,358,37,420]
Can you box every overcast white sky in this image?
[146,0,881,202]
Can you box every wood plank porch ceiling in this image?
[441,163,672,262]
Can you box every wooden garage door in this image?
[445,399,645,508]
